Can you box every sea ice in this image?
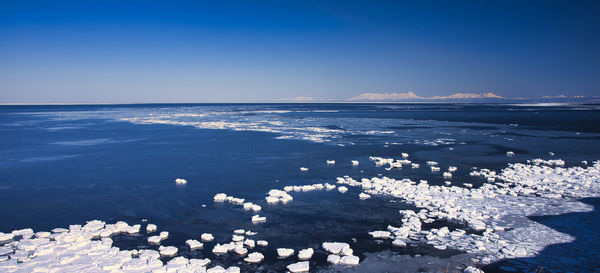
[186,239,203,250]
[212,244,228,254]
[369,231,391,239]
[287,261,310,272]
[359,192,371,199]
[338,186,348,193]
[147,235,162,244]
[146,224,157,233]
[298,248,314,260]
[244,252,264,263]
[351,160,359,165]
[327,254,341,264]
[213,193,227,202]
[256,240,268,247]
[251,215,267,223]
[277,248,294,258]
[322,242,350,254]
[158,246,178,256]
[339,255,360,265]
[201,233,214,242]
[175,178,187,184]
[327,160,335,164]
[299,167,308,171]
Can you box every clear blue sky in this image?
[1,0,599,103]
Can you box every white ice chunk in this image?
[298,248,314,260]
[146,223,157,233]
[201,233,214,242]
[244,252,264,263]
[158,246,178,256]
[186,239,203,250]
[251,215,266,224]
[277,248,294,258]
[175,178,187,184]
[322,242,350,254]
[287,261,310,272]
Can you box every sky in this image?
[1,0,599,103]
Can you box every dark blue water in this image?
[1,103,599,271]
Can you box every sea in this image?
[1,103,599,272]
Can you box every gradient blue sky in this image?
[1,0,599,103]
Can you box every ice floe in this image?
[287,261,309,272]
[186,239,203,250]
[276,248,294,258]
[297,248,314,260]
[244,252,264,263]
[175,178,187,184]
[333,159,600,266]
[201,233,214,242]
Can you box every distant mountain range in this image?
[348,92,504,101]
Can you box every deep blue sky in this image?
[1,0,599,103]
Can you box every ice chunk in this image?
[207,266,227,273]
[298,248,314,260]
[257,240,268,247]
[326,160,335,165]
[186,239,203,250]
[359,192,371,199]
[244,252,264,263]
[351,160,359,166]
[339,255,360,265]
[244,239,255,248]
[213,193,227,202]
[12,228,34,237]
[201,233,214,242]
[232,234,244,241]
[402,153,409,158]
[411,163,420,168]
[158,246,178,256]
[299,167,309,171]
[431,166,440,172]
[443,172,452,178]
[227,266,241,273]
[145,223,157,233]
[277,248,294,258]
[338,186,348,193]
[251,215,266,223]
[464,266,485,273]
[287,261,310,272]
[327,254,341,264]
[392,239,406,247]
[0,233,14,242]
[212,244,228,254]
[189,258,211,267]
[507,151,515,156]
[233,245,248,256]
[322,242,350,254]
[368,231,391,239]
[175,178,187,184]
[147,235,162,244]
[159,231,169,240]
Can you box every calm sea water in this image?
[1,103,599,271]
